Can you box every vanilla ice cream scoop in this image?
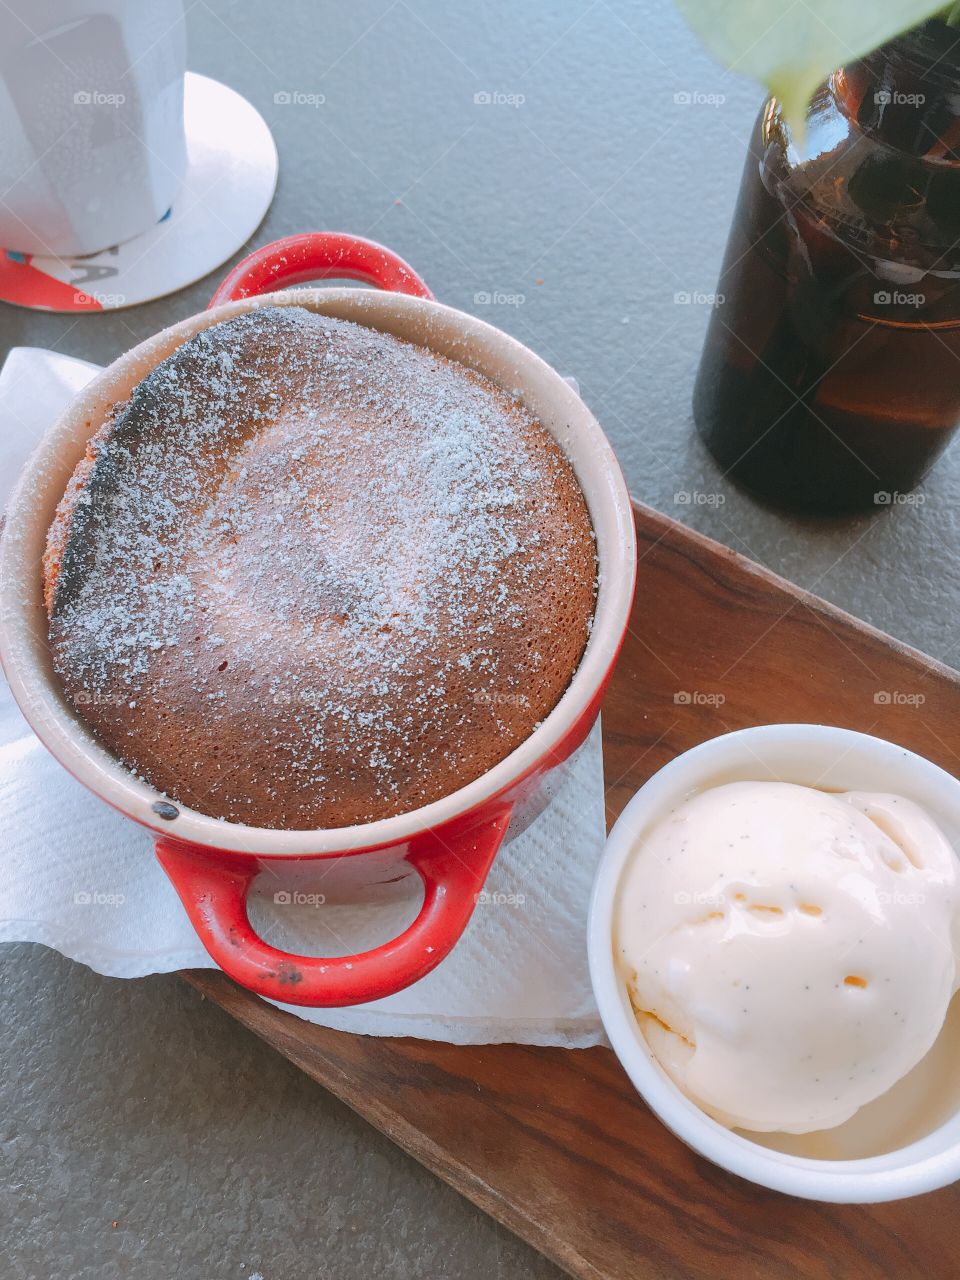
[616,781,960,1134]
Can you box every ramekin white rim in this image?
[0,287,636,855]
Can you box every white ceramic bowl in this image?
[588,724,960,1202]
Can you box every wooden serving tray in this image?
[186,502,960,1280]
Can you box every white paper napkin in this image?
[0,346,607,1046]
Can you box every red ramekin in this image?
[0,233,637,1007]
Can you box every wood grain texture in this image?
[185,502,960,1280]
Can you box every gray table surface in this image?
[2,3,957,1278]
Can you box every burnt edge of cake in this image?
[50,315,266,618]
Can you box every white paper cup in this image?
[0,0,186,255]
[588,724,960,1202]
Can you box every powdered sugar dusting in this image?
[48,306,596,828]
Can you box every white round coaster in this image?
[0,73,278,312]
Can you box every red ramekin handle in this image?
[208,232,434,307]
[155,808,512,1007]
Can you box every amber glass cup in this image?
[695,19,960,513]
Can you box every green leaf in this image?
[674,0,948,127]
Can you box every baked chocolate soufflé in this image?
[44,306,596,829]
